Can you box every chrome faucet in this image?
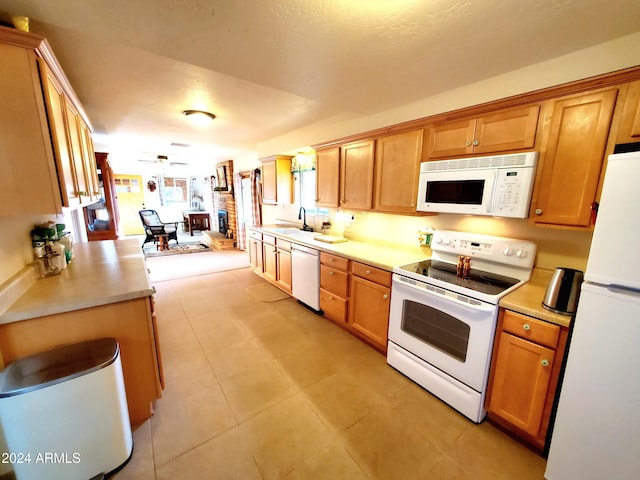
[298,207,313,231]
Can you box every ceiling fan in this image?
[136,154,189,166]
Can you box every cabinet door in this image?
[426,119,476,158]
[349,275,390,352]
[262,242,277,283]
[261,160,277,204]
[249,238,263,272]
[315,146,340,207]
[0,43,62,215]
[374,129,424,213]
[340,140,375,209]
[617,80,640,144]
[276,248,292,294]
[64,101,91,200]
[474,105,539,154]
[39,60,80,207]
[533,89,617,227]
[79,121,100,200]
[488,332,555,437]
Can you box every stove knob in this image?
[442,237,451,245]
[516,248,528,259]
[503,247,514,256]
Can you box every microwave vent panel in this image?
[422,152,536,172]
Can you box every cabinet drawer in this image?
[351,262,392,287]
[320,288,348,324]
[276,238,291,252]
[502,310,560,349]
[263,234,276,246]
[248,230,262,240]
[320,252,349,271]
[320,265,349,297]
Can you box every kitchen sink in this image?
[269,228,315,237]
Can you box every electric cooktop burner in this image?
[398,260,520,296]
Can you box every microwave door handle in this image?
[486,172,498,215]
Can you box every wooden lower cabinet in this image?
[262,235,277,283]
[248,231,264,273]
[486,309,569,452]
[319,252,392,354]
[0,297,163,426]
[349,273,391,353]
[320,253,350,325]
[275,240,292,294]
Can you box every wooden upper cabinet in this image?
[617,80,640,144]
[64,101,91,199]
[79,121,100,200]
[0,41,62,215]
[261,155,292,205]
[39,60,81,208]
[315,146,340,207]
[533,88,618,228]
[340,140,375,210]
[374,129,424,213]
[426,105,540,159]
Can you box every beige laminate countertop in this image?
[499,269,572,328]
[0,238,154,325]
[249,225,428,271]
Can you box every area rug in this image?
[246,283,290,302]
[143,241,208,258]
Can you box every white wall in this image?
[257,32,640,157]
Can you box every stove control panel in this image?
[432,230,536,269]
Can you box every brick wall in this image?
[212,160,238,245]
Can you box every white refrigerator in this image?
[545,151,640,480]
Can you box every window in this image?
[163,177,187,204]
[294,170,328,216]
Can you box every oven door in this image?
[388,273,498,392]
[416,168,496,215]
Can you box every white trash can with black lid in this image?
[0,338,133,480]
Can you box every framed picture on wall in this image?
[216,165,228,190]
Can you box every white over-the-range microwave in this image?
[416,151,538,218]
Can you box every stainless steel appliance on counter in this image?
[545,151,640,480]
[387,230,537,422]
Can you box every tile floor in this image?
[113,266,547,479]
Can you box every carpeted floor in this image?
[145,248,251,282]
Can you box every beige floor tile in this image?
[205,339,271,381]
[252,323,316,359]
[343,402,443,479]
[423,454,479,480]
[220,360,297,421]
[151,384,237,467]
[196,317,251,353]
[304,370,389,431]
[187,307,242,338]
[387,381,472,451]
[238,394,336,480]
[274,345,338,389]
[444,421,546,480]
[111,420,155,480]
[283,442,369,480]
[161,349,218,400]
[155,426,262,480]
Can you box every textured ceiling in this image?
[1,0,640,172]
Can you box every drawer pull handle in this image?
[329,258,334,262]
[383,294,389,300]
[329,271,334,276]
[329,296,334,300]
[365,269,371,274]
[541,359,550,367]
[523,323,531,331]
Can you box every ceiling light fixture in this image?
[183,109,216,127]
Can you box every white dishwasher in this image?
[291,243,320,310]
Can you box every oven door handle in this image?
[394,276,496,315]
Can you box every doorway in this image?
[113,174,145,235]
